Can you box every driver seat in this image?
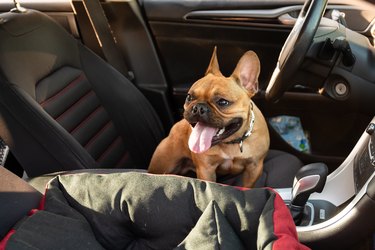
[0,9,302,187]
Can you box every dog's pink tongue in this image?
[188,122,218,154]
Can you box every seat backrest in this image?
[0,10,165,177]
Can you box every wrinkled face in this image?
[183,73,250,147]
[183,48,260,153]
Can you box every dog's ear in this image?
[231,51,260,97]
[205,46,224,77]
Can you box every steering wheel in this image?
[265,0,328,102]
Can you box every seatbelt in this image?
[80,0,134,81]
[0,137,9,166]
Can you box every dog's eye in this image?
[186,94,193,103]
[217,98,230,107]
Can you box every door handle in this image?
[278,13,297,25]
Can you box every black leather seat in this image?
[0,9,164,177]
[0,9,302,187]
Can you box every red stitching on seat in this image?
[39,73,85,107]
[55,90,95,121]
[84,121,113,149]
[96,136,122,162]
[70,106,104,134]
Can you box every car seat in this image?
[0,9,302,188]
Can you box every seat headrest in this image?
[0,9,44,36]
[0,9,81,98]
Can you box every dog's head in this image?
[184,47,261,154]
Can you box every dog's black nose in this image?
[192,103,209,116]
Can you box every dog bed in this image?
[1,172,308,249]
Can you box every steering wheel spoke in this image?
[265,0,328,102]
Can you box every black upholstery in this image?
[0,166,41,239]
[36,67,129,167]
[214,149,302,188]
[0,9,303,187]
[255,149,302,188]
[0,10,164,177]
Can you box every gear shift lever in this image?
[290,163,328,225]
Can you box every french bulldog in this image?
[148,47,270,187]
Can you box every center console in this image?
[276,118,375,248]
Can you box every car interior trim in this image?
[297,170,375,232]
[275,116,375,233]
[0,0,72,12]
[276,119,372,206]
[184,5,372,33]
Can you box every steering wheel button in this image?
[366,123,375,135]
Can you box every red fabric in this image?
[28,209,39,216]
[0,229,16,250]
[271,192,310,250]
[233,186,251,191]
[39,194,46,210]
[38,184,49,210]
[225,185,308,249]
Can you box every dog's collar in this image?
[224,102,255,153]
